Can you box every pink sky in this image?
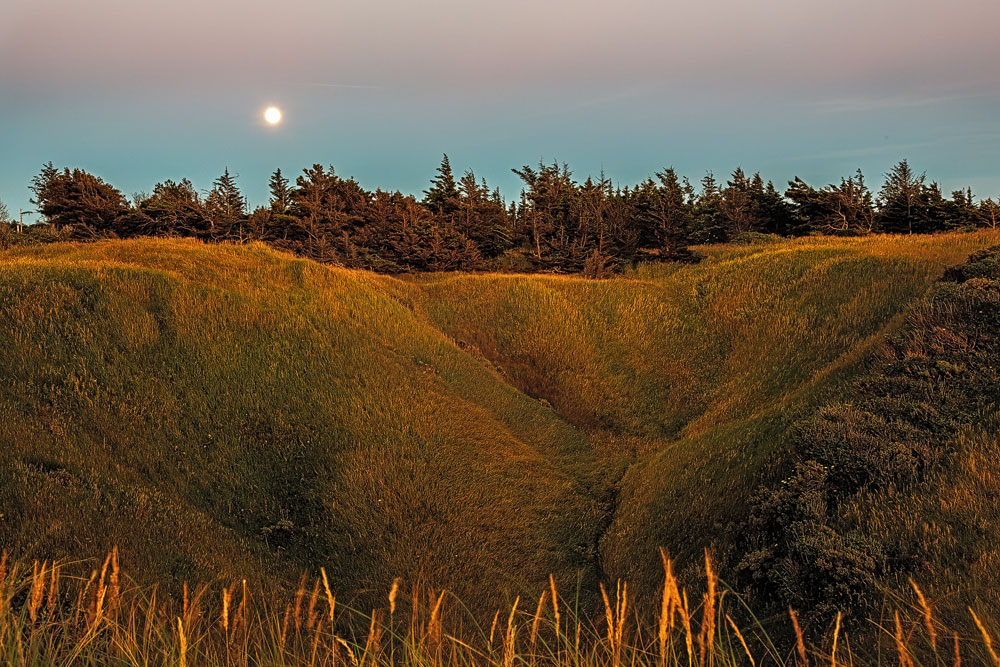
[2,0,999,213]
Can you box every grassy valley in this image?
[1,231,998,624]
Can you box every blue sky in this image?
[2,0,999,219]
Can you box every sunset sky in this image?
[2,0,999,216]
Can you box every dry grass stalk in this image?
[46,563,60,612]
[307,577,321,630]
[489,609,501,649]
[0,551,7,593]
[680,590,694,667]
[28,560,46,622]
[659,549,681,667]
[294,572,307,632]
[698,552,717,667]
[910,579,937,651]
[177,616,187,667]
[601,581,628,667]
[80,568,97,629]
[530,590,548,653]
[281,603,292,650]
[831,612,841,667]
[109,547,120,619]
[337,635,359,666]
[616,581,628,657]
[235,579,249,635]
[389,577,401,616]
[92,551,110,627]
[222,584,232,632]
[503,596,520,667]
[726,614,755,666]
[550,574,563,667]
[970,608,1000,667]
[311,618,325,665]
[953,632,961,667]
[789,607,808,667]
[429,590,446,655]
[894,611,913,667]
[362,610,384,667]
[321,568,336,622]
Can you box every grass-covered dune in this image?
[412,233,998,592]
[0,232,996,611]
[0,239,601,609]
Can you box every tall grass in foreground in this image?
[2,549,998,667]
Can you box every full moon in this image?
[264,106,282,124]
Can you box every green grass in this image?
[0,232,996,614]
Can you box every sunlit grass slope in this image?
[0,232,996,610]
[0,239,601,610]
[411,232,999,591]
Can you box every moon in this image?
[264,106,282,125]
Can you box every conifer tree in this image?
[269,168,291,214]
[29,162,59,215]
[878,160,927,234]
[423,154,460,216]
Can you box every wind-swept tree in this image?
[29,163,130,236]
[980,198,1000,229]
[787,170,875,235]
[455,170,511,258]
[139,178,209,237]
[289,164,368,261]
[512,161,577,265]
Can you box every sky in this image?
[2,0,1000,219]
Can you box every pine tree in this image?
[423,154,460,216]
[980,198,1000,229]
[269,168,291,214]
[28,162,59,215]
[207,168,245,223]
[877,160,927,234]
[691,172,726,243]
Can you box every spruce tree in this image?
[269,168,291,214]
[423,154,460,216]
[877,160,926,234]
[206,168,245,229]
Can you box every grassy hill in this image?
[0,232,996,612]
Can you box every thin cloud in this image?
[806,93,980,114]
[293,81,383,90]
[814,141,936,160]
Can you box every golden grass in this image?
[2,550,999,667]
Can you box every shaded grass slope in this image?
[0,239,601,610]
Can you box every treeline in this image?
[3,157,998,274]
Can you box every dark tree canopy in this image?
[12,157,995,274]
